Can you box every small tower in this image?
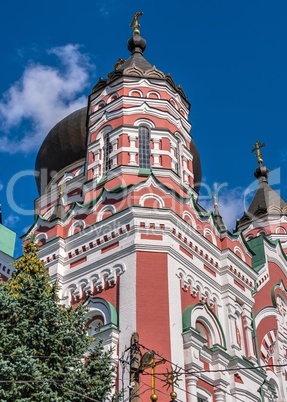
[236,141,287,243]
[212,194,226,232]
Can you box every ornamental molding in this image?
[62,262,126,302]
[89,100,190,135]
[122,63,166,79]
[176,267,219,305]
[92,76,189,112]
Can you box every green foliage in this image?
[0,242,117,401]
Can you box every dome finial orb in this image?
[251,141,269,182]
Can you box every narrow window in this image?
[138,126,150,169]
[175,138,181,174]
[103,132,112,175]
[175,133,185,176]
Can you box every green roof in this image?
[248,236,266,272]
[0,224,16,257]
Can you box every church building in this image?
[22,13,287,402]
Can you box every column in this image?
[215,389,225,402]
[128,134,137,166]
[186,376,198,402]
[111,138,118,167]
[152,137,161,167]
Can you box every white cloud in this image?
[215,188,246,231]
[200,185,248,232]
[4,214,20,228]
[0,44,93,154]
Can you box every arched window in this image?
[174,133,185,176]
[103,130,112,176]
[196,321,210,346]
[87,314,105,333]
[175,137,180,174]
[182,303,226,348]
[138,126,150,169]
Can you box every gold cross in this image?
[251,141,265,165]
[130,12,143,35]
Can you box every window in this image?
[138,126,150,169]
[103,132,112,175]
[87,314,105,334]
[198,398,207,402]
[174,133,185,176]
[175,137,181,174]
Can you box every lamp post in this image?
[139,350,166,402]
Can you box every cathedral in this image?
[4,12,287,402]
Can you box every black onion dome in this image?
[128,34,147,54]
[254,165,269,181]
[35,107,87,194]
[117,35,153,71]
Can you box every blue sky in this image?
[1,0,287,256]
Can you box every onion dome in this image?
[119,34,152,71]
[35,107,87,194]
[236,142,287,231]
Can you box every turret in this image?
[236,141,287,245]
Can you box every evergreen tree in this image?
[0,242,118,402]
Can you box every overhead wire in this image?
[122,382,151,402]
[138,342,267,402]
[57,383,101,402]
[0,379,88,383]
[0,339,273,375]
[140,378,193,402]
[138,342,282,376]
[142,369,249,402]
[0,353,125,365]
[0,341,274,400]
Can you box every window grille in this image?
[138,126,150,169]
[103,133,112,175]
[175,138,181,174]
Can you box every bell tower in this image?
[84,12,201,208]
